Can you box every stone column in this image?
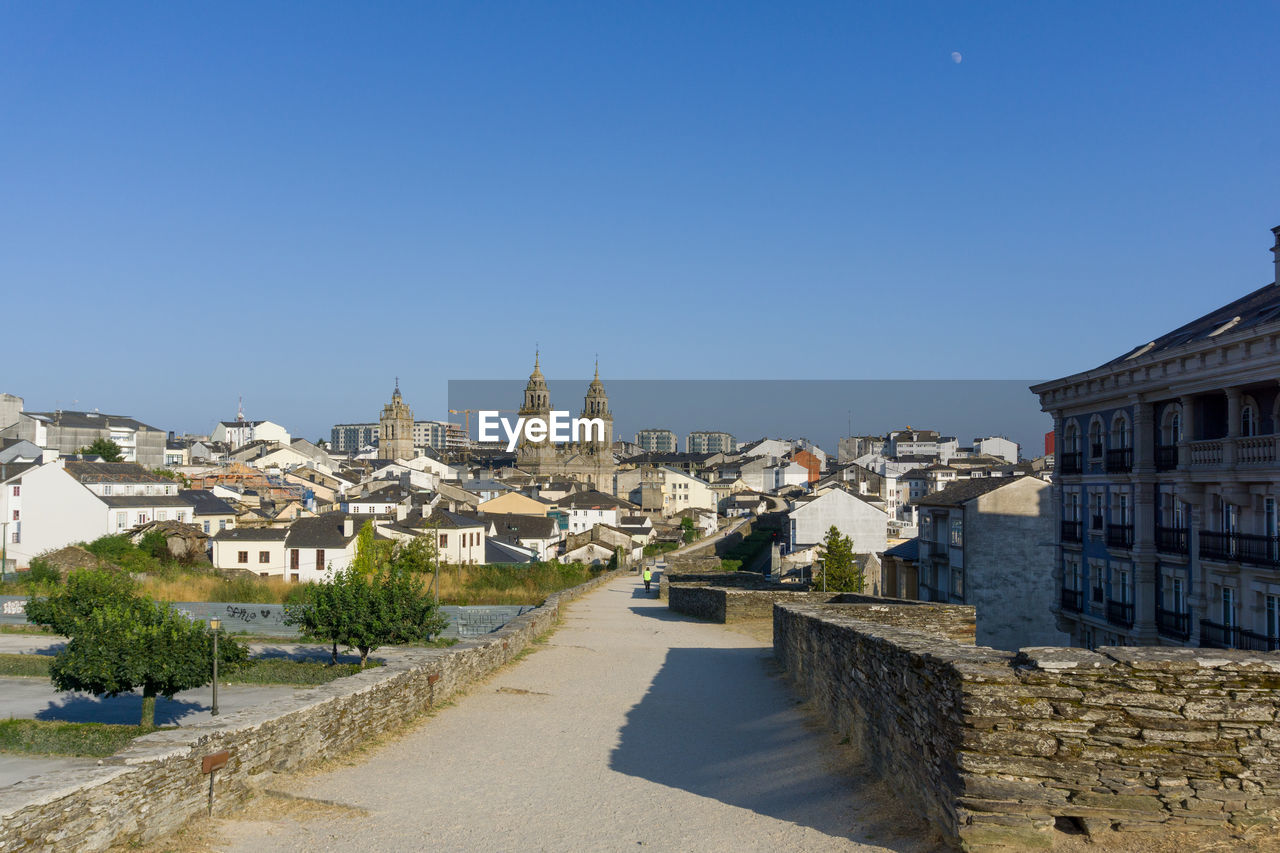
[1225,387,1241,467]
[1133,398,1155,473]
[1178,395,1196,467]
[1187,500,1206,645]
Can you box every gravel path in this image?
[213,573,936,852]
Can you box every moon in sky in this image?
[951,51,963,64]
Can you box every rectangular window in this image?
[11,486,18,497]
[1172,577,1185,612]
[259,551,270,563]
[11,524,19,544]
[238,551,249,564]
[203,521,211,534]
[949,518,963,547]
[1116,493,1129,525]
[1068,558,1081,591]
[1266,595,1279,638]
[103,485,112,496]
[1089,493,1104,530]
[440,534,448,547]
[291,549,299,571]
[1116,568,1132,603]
[1066,491,1080,521]
[219,519,228,530]
[316,549,325,571]
[1222,587,1236,627]
[116,512,127,529]
[10,510,17,521]
[157,511,167,521]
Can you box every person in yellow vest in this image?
[643,565,652,593]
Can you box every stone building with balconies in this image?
[1032,225,1280,652]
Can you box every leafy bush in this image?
[23,559,61,590]
[286,564,448,666]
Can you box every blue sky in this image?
[1,2,1276,444]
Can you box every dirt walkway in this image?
[207,574,938,852]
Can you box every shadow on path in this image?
[610,646,923,849]
[627,605,695,623]
[36,693,206,726]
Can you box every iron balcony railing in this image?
[1155,445,1179,471]
[1238,629,1280,652]
[1199,531,1280,568]
[1105,447,1133,473]
[1061,520,1083,543]
[1155,607,1191,641]
[1199,619,1237,649]
[1059,451,1083,475]
[1060,587,1083,613]
[1105,524,1134,549]
[1155,525,1189,555]
[1106,599,1135,628]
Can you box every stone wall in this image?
[0,570,623,851]
[774,602,1280,851]
[657,570,799,600]
[668,585,975,643]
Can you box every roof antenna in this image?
[237,395,244,422]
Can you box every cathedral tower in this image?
[579,359,613,453]
[378,380,415,460]
[516,352,557,471]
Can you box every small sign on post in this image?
[202,750,230,815]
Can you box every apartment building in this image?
[1032,226,1280,651]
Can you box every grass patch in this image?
[0,624,55,636]
[643,542,680,557]
[432,562,606,606]
[222,658,384,685]
[0,653,52,677]
[0,718,168,757]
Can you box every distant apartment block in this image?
[635,429,677,454]
[0,397,166,468]
[1033,226,1280,652]
[838,435,885,464]
[887,428,958,462]
[972,436,1019,463]
[686,430,734,454]
[330,420,467,454]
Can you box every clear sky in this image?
[2,2,1276,444]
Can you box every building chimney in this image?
[343,517,354,538]
[1272,225,1280,285]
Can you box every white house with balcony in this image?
[1033,225,1280,652]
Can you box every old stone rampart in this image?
[774,601,1280,851]
[0,569,623,851]
[668,584,975,644]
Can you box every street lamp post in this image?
[209,618,221,716]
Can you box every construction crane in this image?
[448,408,519,436]
[447,409,521,462]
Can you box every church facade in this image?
[515,355,618,492]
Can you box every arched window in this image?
[1088,418,1104,459]
[1241,396,1259,437]
[1160,404,1183,446]
[1063,421,1080,453]
[1111,412,1131,450]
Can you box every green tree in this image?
[285,563,448,666]
[389,535,438,575]
[24,569,143,635]
[680,517,697,544]
[820,525,864,593]
[26,570,247,727]
[79,437,123,462]
[350,521,392,576]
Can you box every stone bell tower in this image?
[517,352,557,472]
[579,359,613,453]
[378,379,414,460]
